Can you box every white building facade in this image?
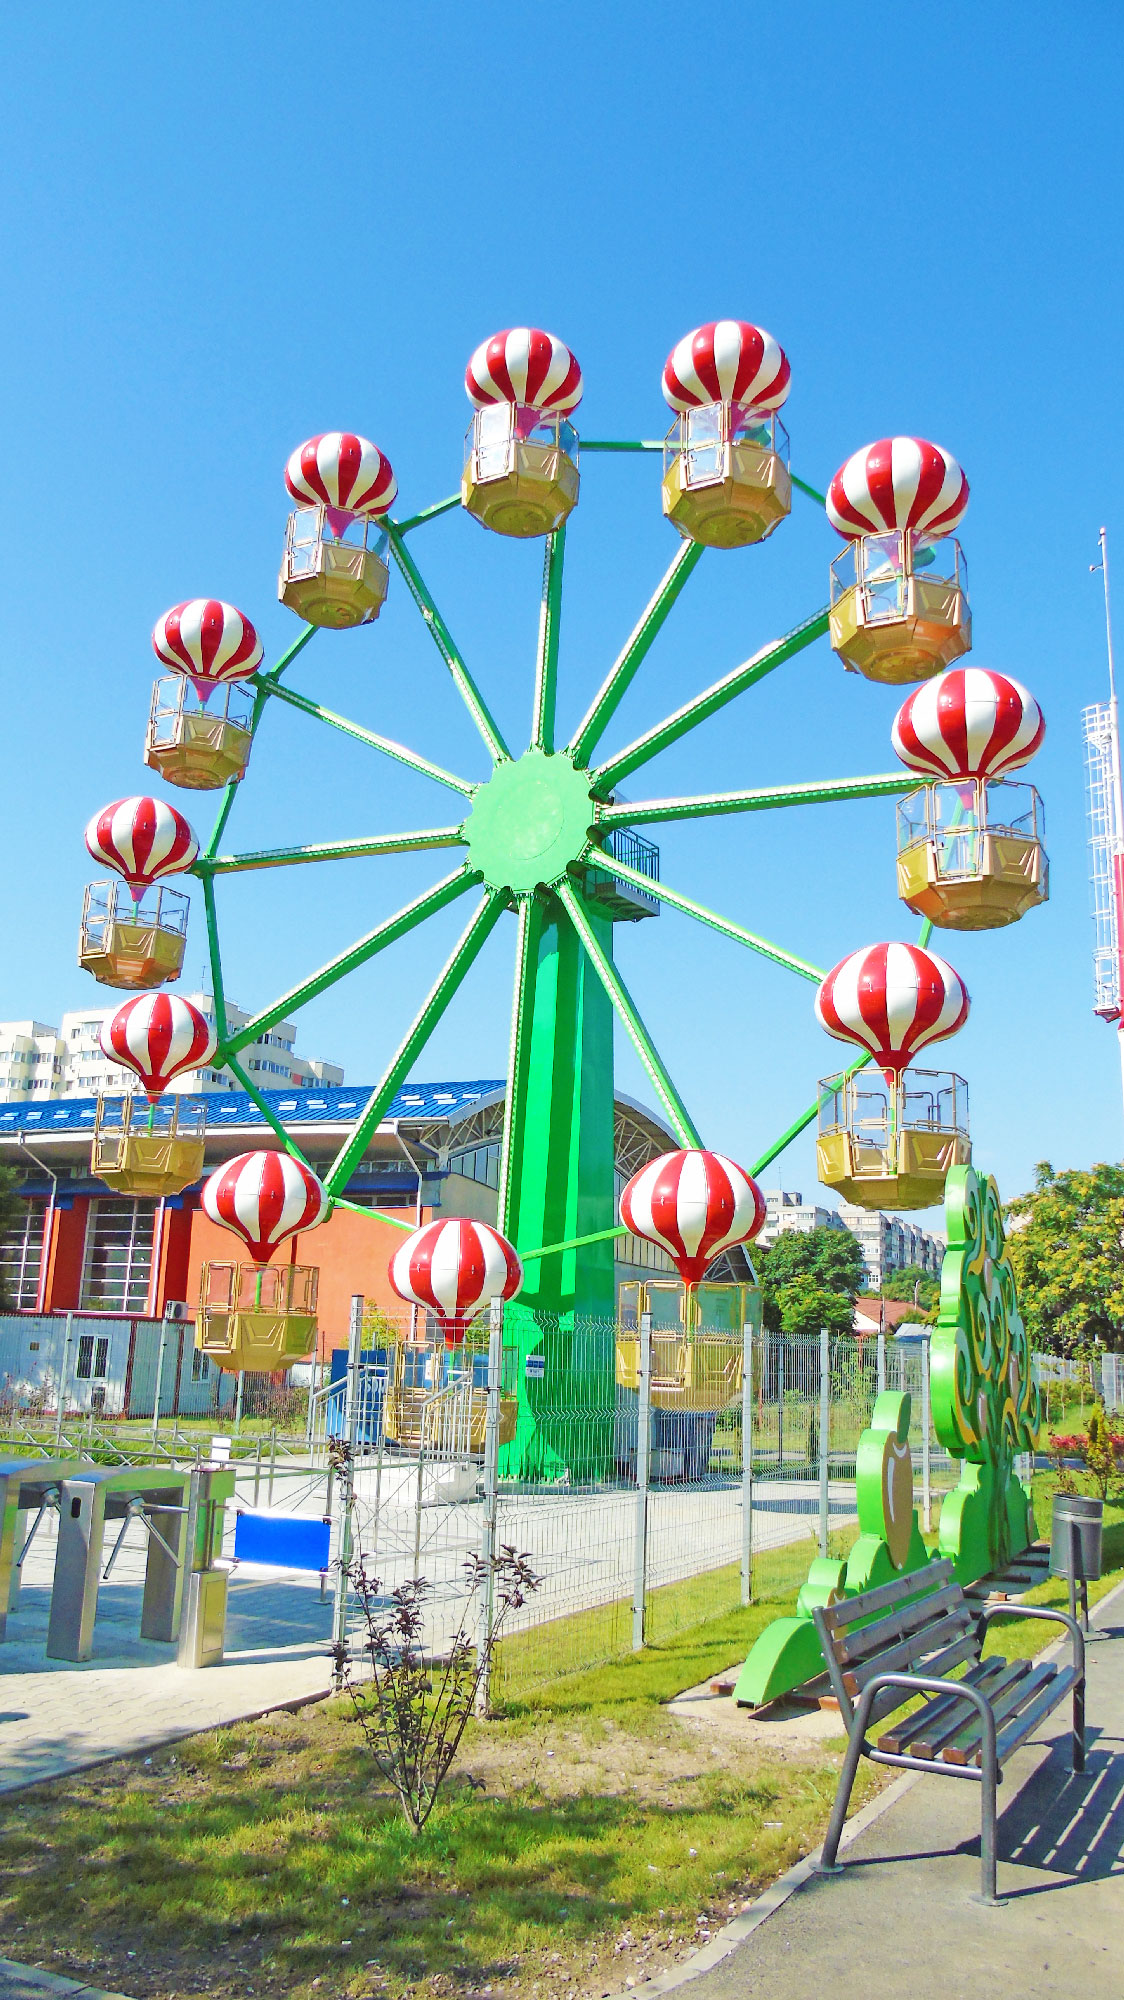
[0,994,342,1103]
[759,1189,944,1290]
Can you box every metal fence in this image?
[315,1302,960,1702]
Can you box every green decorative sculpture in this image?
[932,1163,1040,1579]
[733,1162,1041,1706]
[733,1389,929,1706]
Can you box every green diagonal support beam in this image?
[532,527,565,752]
[220,867,478,1055]
[201,874,229,1043]
[224,1052,315,1169]
[386,525,511,764]
[203,827,466,875]
[596,772,912,827]
[496,896,535,1231]
[393,494,461,534]
[332,1195,416,1232]
[581,439,666,452]
[586,847,825,983]
[792,474,827,505]
[591,607,830,795]
[557,877,702,1149]
[569,539,705,768]
[202,623,320,861]
[324,893,506,1196]
[257,678,476,798]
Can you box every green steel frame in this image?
[192,454,916,1337]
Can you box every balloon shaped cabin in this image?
[384,1219,523,1453]
[461,328,582,538]
[814,943,971,1208]
[79,797,198,988]
[90,993,214,1196]
[279,432,397,628]
[827,438,971,683]
[145,600,261,790]
[196,1150,327,1372]
[660,322,792,548]
[892,668,1049,929]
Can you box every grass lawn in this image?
[1,1477,1117,2000]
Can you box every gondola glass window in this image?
[79,1198,156,1313]
[0,1202,44,1308]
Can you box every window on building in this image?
[0,1201,45,1308]
[79,1198,156,1312]
[76,1334,110,1380]
[447,1143,500,1190]
[191,1347,209,1382]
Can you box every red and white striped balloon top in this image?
[151,600,263,698]
[620,1149,766,1291]
[892,669,1045,780]
[661,322,790,415]
[100,993,216,1102]
[827,438,969,541]
[284,433,398,536]
[201,1150,327,1264]
[465,329,583,415]
[815,942,969,1079]
[388,1219,523,1343]
[84,796,198,896]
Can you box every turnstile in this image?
[0,1456,89,1640]
[46,1466,196,1662]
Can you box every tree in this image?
[756,1226,866,1338]
[0,1163,23,1312]
[1003,1161,1124,1355]
[881,1264,940,1320]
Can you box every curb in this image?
[0,1960,133,2000]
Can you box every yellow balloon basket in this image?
[896,779,1048,930]
[829,530,971,684]
[91,1093,205,1197]
[461,405,579,539]
[816,1068,971,1210]
[278,505,390,628]
[78,881,189,990]
[661,405,791,549]
[380,1337,518,1456]
[196,1260,319,1374]
[144,675,253,791]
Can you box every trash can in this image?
[1050,1494,1103,1583]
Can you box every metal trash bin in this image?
[1051,1494,1104,1582]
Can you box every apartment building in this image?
[759,1189,944,1289]
[0,995,342,1103]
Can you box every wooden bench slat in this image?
[911,1661,1028,1758]
[858,1633,988,1731]
[833,1582,966,1667]
[842,1610,977,1695]
[876,1657,1010,1756]
[939,1662,1052,1766]
[991,1667,1076,1766]
[820,1560,954,1632]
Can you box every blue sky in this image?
[1,2,1121,1216]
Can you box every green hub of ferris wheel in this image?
[465,748,596,895]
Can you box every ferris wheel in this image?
[76,319,1050,1345]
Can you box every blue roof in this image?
[0,1080,505,1135]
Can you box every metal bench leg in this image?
[975,1715,1005,1908]
[818,1695,871,1877]
[1073,1674,1086,1774]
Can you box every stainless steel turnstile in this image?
[0,1457,89,1640]
[46,1466,195,1662]
[177,1464,237,1668]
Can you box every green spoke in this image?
[581,439,665,452]
[332,1195,416,1232]
[203,827,466,875]
[393,494,461,535]
[749,915,937,1178]
[597,771,911,827]
[520,1223,629,1263]
[386,524,511,764]
[557,878,702,1149]
[569,540,705,769]
[257,678,476,797]
[201,875,229,1043]
[591,607,830,795]
[496,896,536,1232]
[202,624,319,860]
[221,867,478,1056]
[531,526,566,752]
[224,1051,315,1169]
[324,893,506,1196]
[586,847,824,983]
[792,474,827,505]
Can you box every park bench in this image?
[812,1557,1086,1904]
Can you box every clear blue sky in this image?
[1,2,1121,1216]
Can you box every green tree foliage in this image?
[880,1263,940,1321]
[0,1163,23,1311]
[756,1226,866,1338]
[1004,1161,1124,1355]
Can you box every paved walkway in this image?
[684,1585,1124,2000]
